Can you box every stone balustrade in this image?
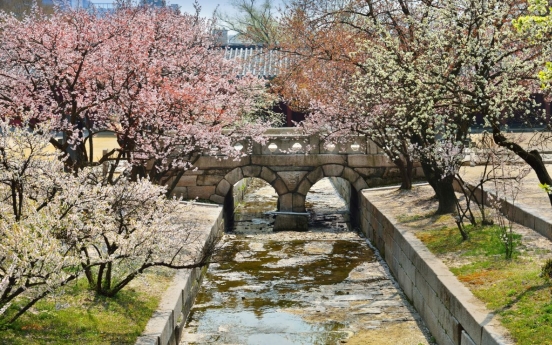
[175,129,422,231]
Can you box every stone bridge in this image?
[173,129,422,230]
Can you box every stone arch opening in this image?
[305,177,358,231]
[214,166,278,231]
[272,165,368,232]
[213,164,369,232]
[300,165,366,230]
[303,165,368,193]
[306,177,350,210]
[229,177,277,233]
[214,166,278,198]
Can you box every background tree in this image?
[0,4,274,194]
[514,0,552,205]
[218,0,281,45]
[275,0,551,213]
[353,0,550,212]
[516,0,552,86]
[258,0,419,190]
[0,0,54,17]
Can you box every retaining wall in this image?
[453,181,552,242]
[360,188,511,345]
[233,178,252,208]
[328,177,351,207]
[136,204,224,345]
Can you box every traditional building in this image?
[218,31,305,127]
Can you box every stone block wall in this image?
[328,177,351,207]
[168,147,421,202]
[360,189,511,345]
[233,178,252,208]
[136,204,225,345]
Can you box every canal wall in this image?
[233,178,252,208]
[136,203,225,345]
[360,188,511,345]
[328,177,351,207]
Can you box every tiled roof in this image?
[223,45,290,79]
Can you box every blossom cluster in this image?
[277,0,552,210]
[0,121,211,323]
[0,5,275,191]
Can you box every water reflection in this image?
[184,238,372,345]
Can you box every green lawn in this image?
[416,225,552,345]
[0,268,174,344]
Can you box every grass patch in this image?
[397,211,435,223]
[0,268,174,345]
[417,225,521,257]
[417,225,552,345]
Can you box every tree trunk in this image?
[165,170,185,197]
[96,263,105,294]
[105,262,112,291]
[420,159,457,214]
[81,248,95,287]
[394,157,414,190]
[492,128,552,207]
[434,177,458,214]
[82,265,95,287]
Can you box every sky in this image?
[95,1,284,21]
[168,0,284,18]
[168,0,234,17]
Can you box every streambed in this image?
[180,178,432,345]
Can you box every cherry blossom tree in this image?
[265,0,418,190]
[0,3,274,194]
[355,0,550,212]
[68,171,217,297]
[0,121,80,324]
[0,119,219,322]
[277,0,550,213]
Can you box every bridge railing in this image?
[218,128,384,156]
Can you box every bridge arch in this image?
[214,164,369,220]
[172,130,422,230]
[214,166,279,230]
[277,164,368,213]
[301,164,368,195]
[213,166,278,200]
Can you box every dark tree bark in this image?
[393,156,414,190]
[420,158,458,214]
[492,128,552,207]
[433,177,458,214]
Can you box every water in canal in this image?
[180,178,432,345]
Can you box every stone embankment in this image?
[454,165,552,242]
[361,187,512,345]
[136,203,224,345]
[139,168,550,345]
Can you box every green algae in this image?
[185,237,377,344]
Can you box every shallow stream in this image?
[180,178,431,345]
